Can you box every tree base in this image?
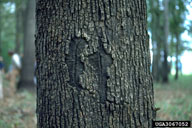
[17,80,36,92]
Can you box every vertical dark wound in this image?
[88,40,112,103]
[66,38,86,89]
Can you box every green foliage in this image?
[0,120,12,128]
[0,2,16,70]
[0,0,27,70]
[147,0,190,82]
[169,0,190,57]
[148,0,189,53]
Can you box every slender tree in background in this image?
[36,0,155,127]
[148,0,189,82]
[14,1,25,54]
[0,2,2,54]
[169,0,187,80]
[190,21,192,35]
[175,34,180,79]
[18,0,35,89]
[162,0,169,83]
[148,0,164,82]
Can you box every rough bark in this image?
[36,0,155,128]
[162,0,169,83]
[18,0,35,89]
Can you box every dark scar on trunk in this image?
[66,38,112,103]
[88,40,112,103]
[65,38,86,90]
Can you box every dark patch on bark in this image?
[88,41,112,103]
[66,38,86,90]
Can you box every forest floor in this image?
[0,79,36,128]
[0,75,192,128]
[154,75,192,121]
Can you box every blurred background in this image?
[0,0,191,127]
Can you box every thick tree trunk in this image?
[18,0,35,89]
[162,0,169,83]
[36,0,155,127]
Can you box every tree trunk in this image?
[36,0,155,127]
[0,2,2,54]
[152,45,161,82]
[162,0,169,83]
[0,71,3,99]
[175,34,179,80]
[18,0,35,89]
[150,0,163,82]
[14,1,24,54]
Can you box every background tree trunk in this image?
[175,34,179,80]
[14,1,24,54]
[18,0,35,89]
[36,0,155,127]
[0,2,2,54]
[150,0,164,82]
[162,0,169,83]
[152,45,161,82]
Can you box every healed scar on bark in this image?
[88,40,112,103]
[66,38,86,90]
[66,38,112,103]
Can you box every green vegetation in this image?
[154,75,192,120]
[0,2,16,71]
[147,0,191,82]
